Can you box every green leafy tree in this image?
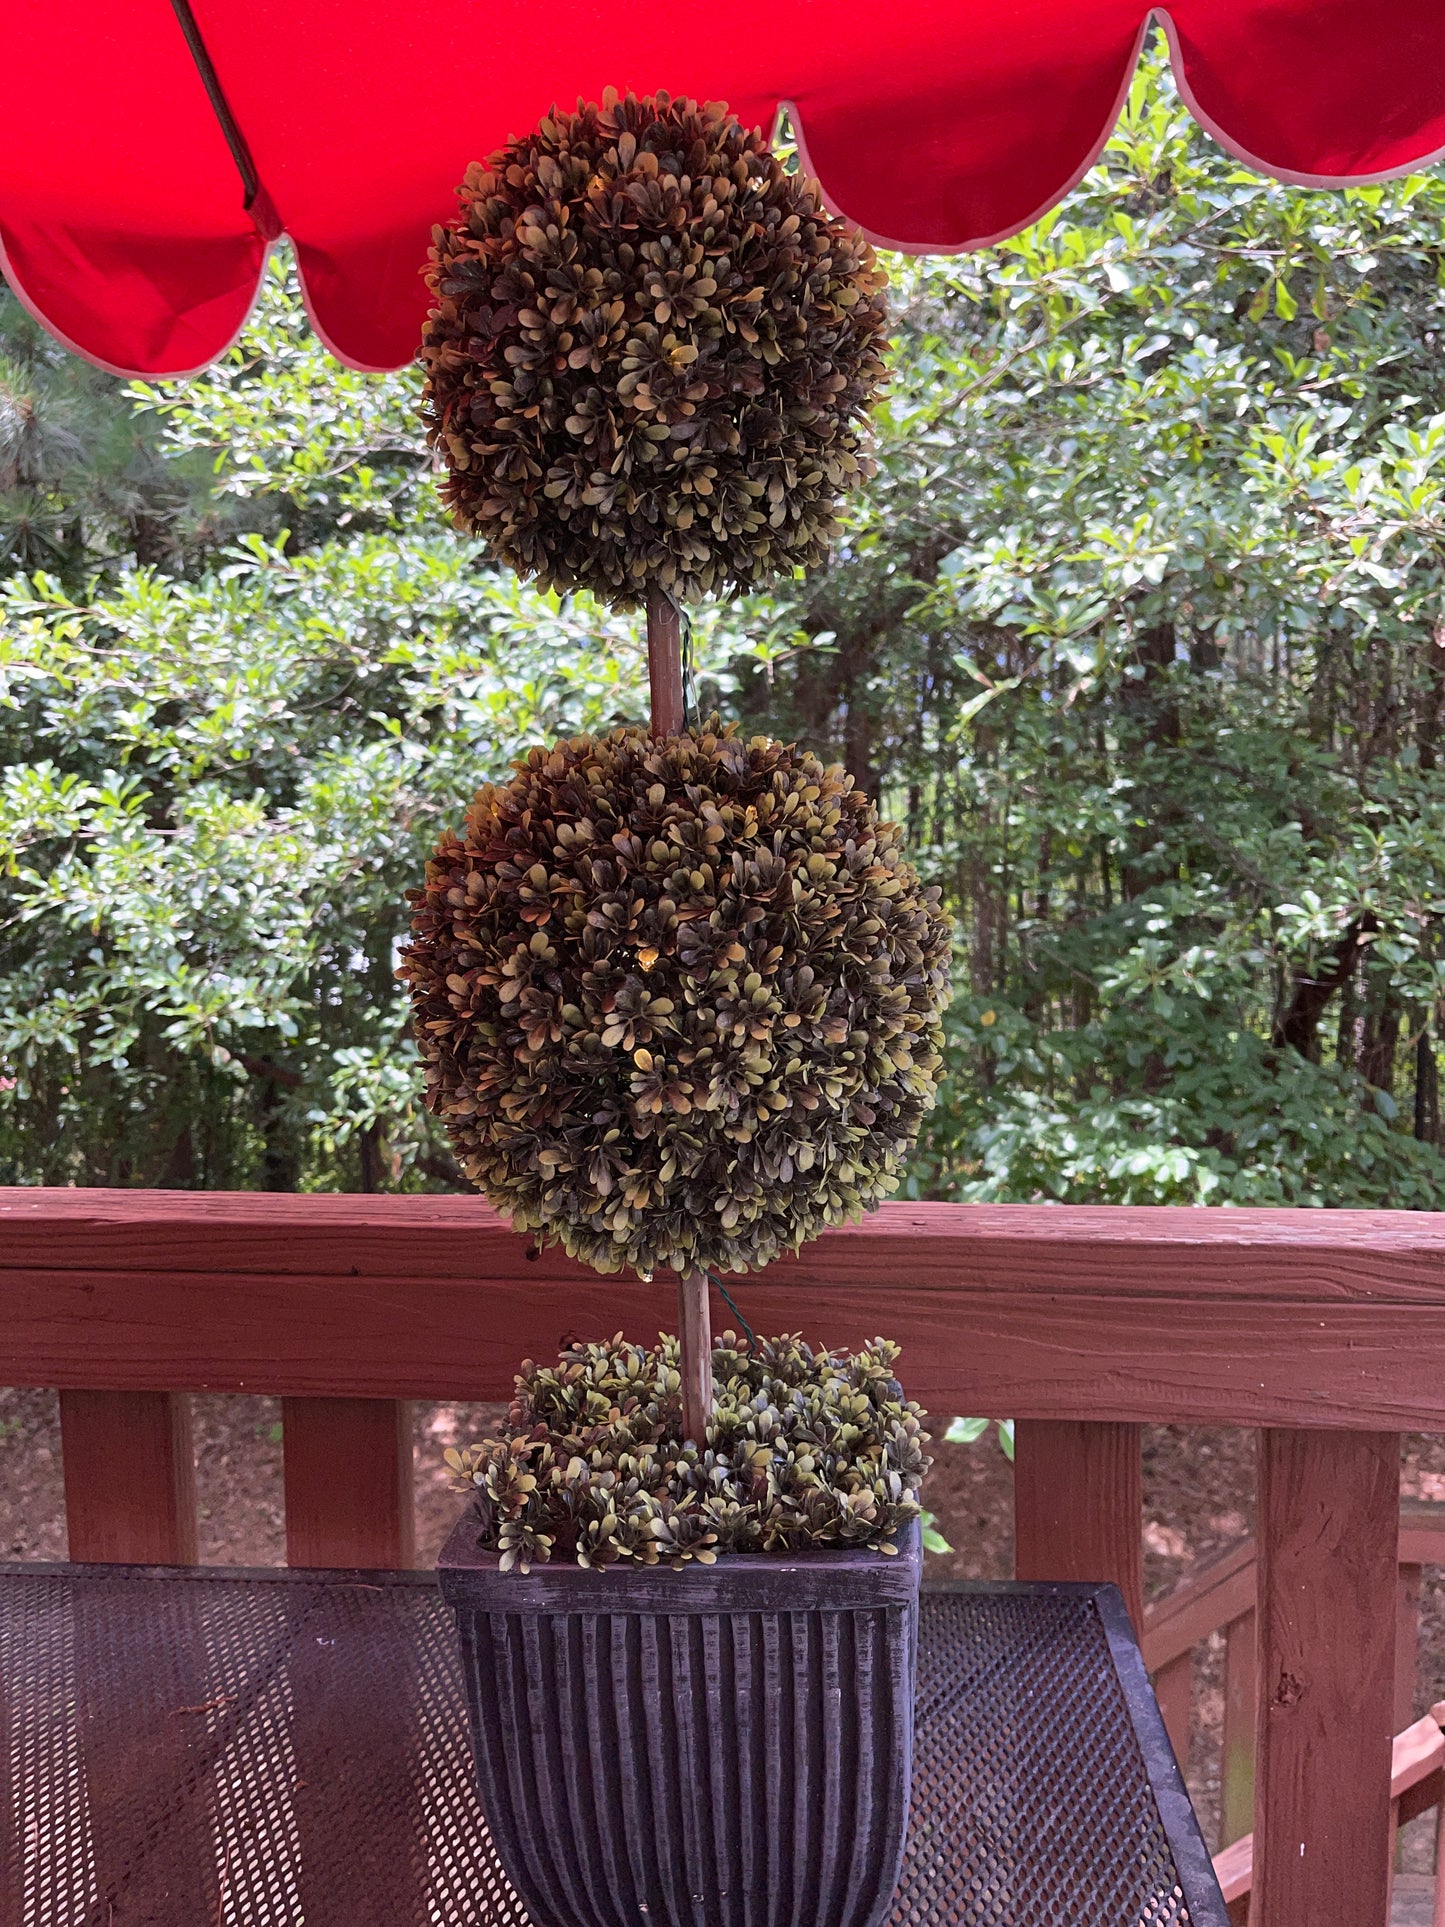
[8,49,1445,1207]
[0,300,235,579]
[740,55,1445,1206]
[0,263,773,1188]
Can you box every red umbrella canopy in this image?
[3,1,1444,378]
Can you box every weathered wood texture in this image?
[1144,1503,1445,1856]
[1143,1502,1445,1672]
[1154,1648,1192,1772]
[1398,1564,1423,1730]
[1143,1536,1257,1669]
[1254,1428,1399,1927]
[282,1397,414,1569]
[1222,1611,1257,1849]
[1013,1420,1144,1630]
[1214,1712,1445,1916]
[677,1267,713,1443]
[9,1193,1445,1423]
[58,1388,197,1564]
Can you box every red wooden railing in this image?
[4,1190,1445,1927]
[1212,1705,1445,1923]
[1144,1503,1445,1850]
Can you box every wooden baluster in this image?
[1154,1649,1193,1772]
[1254,1428,1399,1927]
[283,1397,414,1568]
[1222,1610,1258,1848]
[59,1389,197,1564]
[1397,1560,1423,1730]
[1397,1562,1423,1883]
[1013,1419,1143,1632]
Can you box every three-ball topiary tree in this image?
[402,88,951,1445]
[410,90,952,1927]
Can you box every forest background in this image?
[6,54,1445,1210]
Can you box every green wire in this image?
[709,1271,757,1353]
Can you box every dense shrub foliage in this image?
[401,722,951,1275]
[421,90,887,605]
[446,1332,930,1571]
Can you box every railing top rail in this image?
[6,1189,1445,1286]
[3,1191,1445,1422]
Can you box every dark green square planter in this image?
[438,1516,922,1927]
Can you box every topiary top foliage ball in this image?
[400,721,952,1278]
[420,90,888,607]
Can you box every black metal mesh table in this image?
[0,1564,1227,1927]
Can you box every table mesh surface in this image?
[0,1567,1209,1926]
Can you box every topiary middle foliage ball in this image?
[401,723,952,1277]
[420,90,888,607]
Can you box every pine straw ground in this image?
[4,1388,1445,1885]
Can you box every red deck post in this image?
[1014,1419,1144,1631]
[1253,1428,1399,1927]
[59,1388,197,1564]
[282,1396,415,1568]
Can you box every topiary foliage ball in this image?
[400,722,951,1277]
[420,90,888,607]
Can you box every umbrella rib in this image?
[167,0,264,213]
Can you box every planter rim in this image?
[438,1511,922,1614]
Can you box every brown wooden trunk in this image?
[645,589,714,1438]
[646,586,684,737]
[676,1266,713,1446]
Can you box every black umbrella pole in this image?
[646,587,713,1441]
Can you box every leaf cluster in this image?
[421,90,887,606]
[400,721,951,1274]
[446,1330,930,1572]
[737,52,1445,1207]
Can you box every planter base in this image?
[439,1520,921,1927]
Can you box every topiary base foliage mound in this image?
[446,1331,930,1573]
[401,721,952,1277]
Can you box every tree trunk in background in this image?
[785,612,885,801]
[1359,987,1402,1098]
[157,1123,195,1189]
[260,1080,299,1192]
[1414,1029,1439,1146]
[1275,916,1375,1063]
[359,1123,382,1194]
[1118,624,1178,902]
